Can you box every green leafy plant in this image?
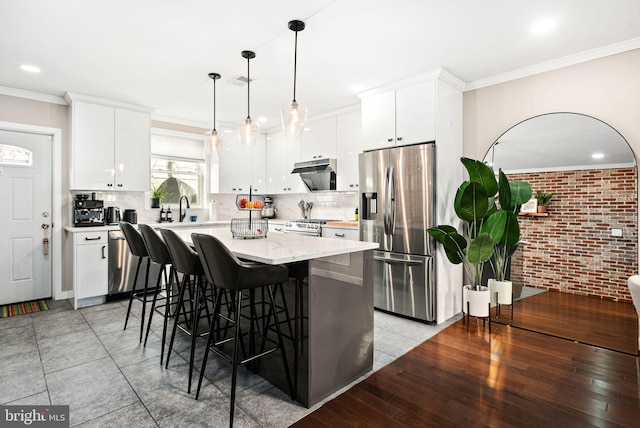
[491,171,532,281]
[535,190,555,206]
[427,158,532,288]
[151,185,168,200]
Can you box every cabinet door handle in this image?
[107,183,113,187]
[101,245,106,259]
[335,233,346,238]
[387,138,393,142]
[275,227,283,232]
[84,236,101,241]
[117,183,123,187]
[397,137,403,141]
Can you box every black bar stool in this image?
[139,224,180,365]
[119,222,151,343]
[192,233,293,428]
[160,228,212,394]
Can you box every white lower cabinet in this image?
[73,231,108,308]
[321,226,359,240]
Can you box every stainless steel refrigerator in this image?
[359,143,436,322]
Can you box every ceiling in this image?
[2,0,640,132]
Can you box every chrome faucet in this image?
[179,195,190,222]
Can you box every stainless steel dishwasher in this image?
[108,230,161,295]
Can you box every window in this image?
[0,144,32,165]
[150,130,206,207]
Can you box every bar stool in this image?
[120,222,151,343]
[191,233,293,428]
[160,228,212,394]
[139,224,180,365]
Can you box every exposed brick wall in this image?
[509,168,637,302]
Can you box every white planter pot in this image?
[463,285,490,317]
[488,279,513,305]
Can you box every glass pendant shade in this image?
[238,117,260,147]
[204,129,221,155]
[281,19,307,136]
[205,72,222,155]
[238,50,258,147]
[281,100,308,137]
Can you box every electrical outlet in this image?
[611,228,623,237]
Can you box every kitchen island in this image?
[172,226,378,407]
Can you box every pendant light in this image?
[281,19,308,137]
[237,50,260,147]
[204,72,221,155]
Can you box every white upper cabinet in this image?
[301,117,337,160]
[360,76,440,151]
[395,80,436,146]
[66,93,152,191]
[266,130,306,194]
[114,109,150,191]
[361,90,395,150]
[336,109,361,191]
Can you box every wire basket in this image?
[235,194,265,211]
[230,218,268,239]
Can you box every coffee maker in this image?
[73,194,105,227]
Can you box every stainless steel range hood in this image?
[291,158,337,191]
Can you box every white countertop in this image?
[171,227,378,265]
[64,220,230,233]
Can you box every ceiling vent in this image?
[227,75,254,86]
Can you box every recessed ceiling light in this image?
[592,153,605,159]
[20,64,41,73]
[530,17,557,35]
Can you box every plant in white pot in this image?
[488,170,532,316]
[428,158,508,319]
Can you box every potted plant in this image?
[150,185,168,208]
[428,158,506,318]
[535,190,555,213]
[488,170,532,312]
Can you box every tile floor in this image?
[0,298,460,427]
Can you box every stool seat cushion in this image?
[192,233,289,291]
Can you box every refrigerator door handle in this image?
[373,255,424,266]
[383,166,391,236]
[389,165,396,236]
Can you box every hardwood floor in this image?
[493,291,638,355]
[293,315,640,427]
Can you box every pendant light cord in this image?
[212,77,217,131]
[292,29,298,103]
[246,55,251,119]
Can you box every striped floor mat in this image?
[0,300,49,318]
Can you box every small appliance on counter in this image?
[73,194,105,227]
[104,206,121,225]
[123,209,137,224]
[260,196,277,219]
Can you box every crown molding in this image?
[64,92,154,113]
[0,86,67,105]
[466,37,640,91]
[358,67,466,99]
[151,113,210,130]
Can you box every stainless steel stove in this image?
[284,219,339,237]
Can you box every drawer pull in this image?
[84,236,102,241]
[335,233,346,238]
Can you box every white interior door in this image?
[0,130,52,305]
